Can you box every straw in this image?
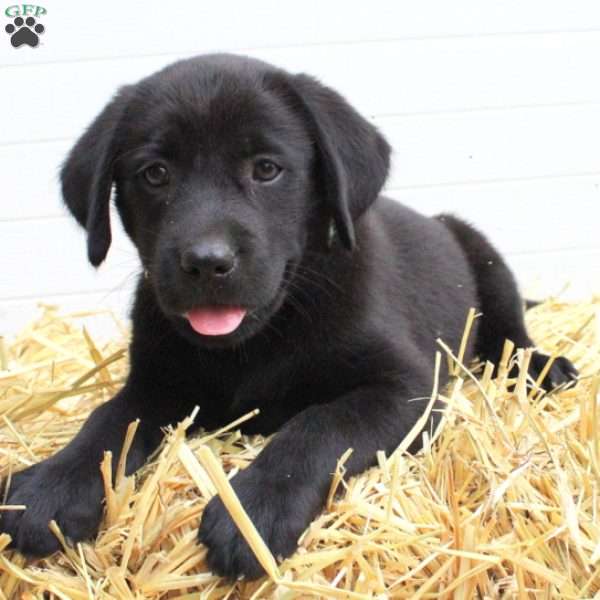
[0,296,598,598]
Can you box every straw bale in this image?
[0,298,598,599]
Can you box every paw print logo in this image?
[5,16,45,48]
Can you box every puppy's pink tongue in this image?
[186,307,246,336]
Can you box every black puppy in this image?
[2,54,577,579]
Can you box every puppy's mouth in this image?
[184,306,248,336]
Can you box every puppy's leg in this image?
[1,378,190,556]
[198,361,435,580]
[438,214,578,390]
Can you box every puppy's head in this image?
[61,54,390,346]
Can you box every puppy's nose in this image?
[180,241,237,277]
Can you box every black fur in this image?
[1,54,577,579]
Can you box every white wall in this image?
[2,0,600,337]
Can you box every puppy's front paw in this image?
[198,465,321,580]
[1,458,104,557]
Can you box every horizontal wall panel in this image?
[251,32,600,120]
[1,213,140,299]
[2,1,599,67]
[388,174,600,256]
[510,248,600,299]
[0,140,70,220]
[2,32,600,144]
[380,104,600,188]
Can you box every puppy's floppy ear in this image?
[60,86,132,267]
[291,74,391,250]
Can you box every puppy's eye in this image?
[143,164,169,186]
[252,159,282,182]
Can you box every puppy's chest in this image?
[196,347,362,435]
[196,357,294,429]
